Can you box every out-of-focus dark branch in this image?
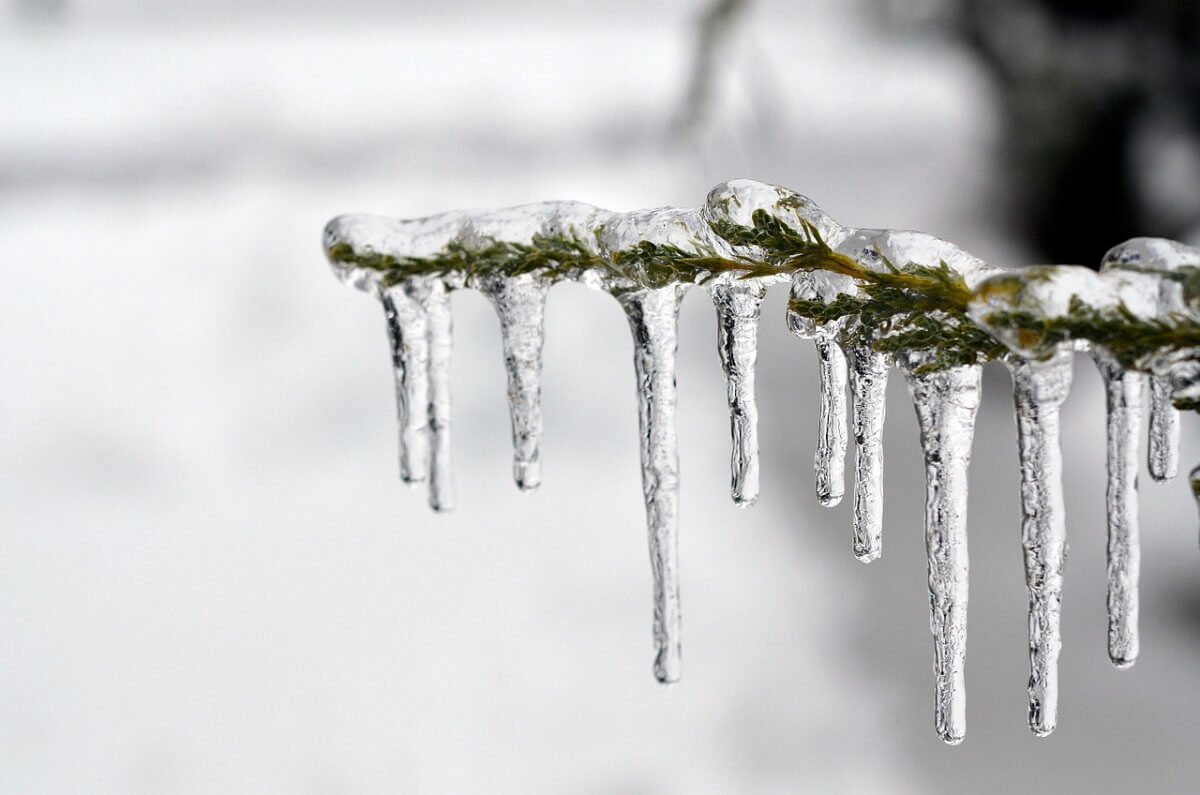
[671,0,752,140]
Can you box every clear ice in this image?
[323,180,1200,744]
[1007,351,1073,735]
[477,272,550,490]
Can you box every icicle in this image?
[618,285,685,684]
[848,344,889,563]
[1007,351,1073,737]
[709,281,768,507]
[904,360,981,746]
[1148,375,1180,482]
[477,273,551,490]
[381,278,433,485]
[1191,464,1200,542]
[1091,348,1144,669]
[425,279,455,511]
[814,335,848,507]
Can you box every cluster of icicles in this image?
[322,179,1200,745]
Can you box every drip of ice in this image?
[476,273,551,490]
[812,337,848,507]
[1006,351,1073,736]
[425,279,455,511]
[903,357,982,746]
[847,344,889,561]
[1092,349,1145,669]
[1147,376,1180,482]
[381,278,433,485]
[618,286,686,683]
[709,281,767,506]
[786,260,855,510]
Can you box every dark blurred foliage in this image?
[874,0,1200,264]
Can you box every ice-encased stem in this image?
[426,279,455,511]
[710,281,767,507]
[382,278,432,485]
[814,335,848,507]
[1008,352,1073,737]
[848,344,889,563]
[619,286,685,684]
[479,273,550,490]
[1148,375,1179,482]
[1092,349,1144,669]
[905,362,981,746]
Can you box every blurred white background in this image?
[3,0,1200,791]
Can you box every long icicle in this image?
[905,362,981,746]
[479,273,550,490]
[1148,375,1180,482]
[848,344,889,563]
[1092,349,1144,669]
[425,278,455,511]
[814,335,848,507]
[1008,351,1073,737]
[619,286,685,684]
[710,281,767,507]
[381,278,432,485]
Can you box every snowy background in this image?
[4,0,1200,791]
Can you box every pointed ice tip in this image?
[514,461,541,491]
[654,657,681,684]
[854,548,881,564]
[940,732,965,747]
[1111,655,1137,671]
[817,491,844,508]
[732,492,758,508]
[429,496,455,513]
[1031,724,1055,738]
[400,474,425,488]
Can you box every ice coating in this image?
[381,278,432,485]
[425,279,455,511]
[903,357,981,746]
[1007,351,1073,736]
[1093,349,1144,669]
[477,272,550,490]
[1102,237,1200,482]
[619,286,686,684]
[709,281,767,506]
[324,181,1200,740]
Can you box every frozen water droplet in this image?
[381,278,433,485]
[849,343,889,563]
[903,358,981,745]
[1148,375,1180,482]
[709,280,767,507]
[426,279,455,511]
[1092,349,1144,669]
[814,336,848,507]
[1007,351,1073,737]
[477,273,550,490]
[618,285,686,684]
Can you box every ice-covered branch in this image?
[322,179,1200,745]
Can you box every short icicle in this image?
[814,335,848,508]
[619,285,686,684]
[1007,351,1073,737]
[425,279,455,511]
[904,360,982,746]
[709,281,768,507]
[381,277,433,485]
[1191,464,1200,542]
[478,273,551,491]
[1148,375,1180,482]
[1092,349,1145,668]
[848,344,889,563]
